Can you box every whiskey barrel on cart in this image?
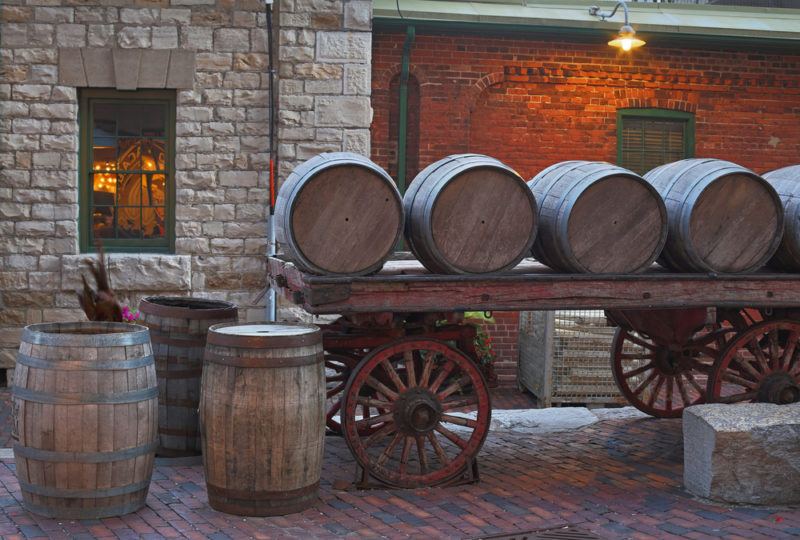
[200,323,325,516]
[764,165,800,272]
[644,158,784,273]
[528,161,668,273]
[12,322,157,519]
[139,296,238,456]
[274,152,404,275]
[404,154,538,274]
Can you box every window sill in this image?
[62,254,191,292]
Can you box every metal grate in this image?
[518,310,625,407]
[472,525,601,540]
[551,310,623,404]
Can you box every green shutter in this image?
[617,109,695,176]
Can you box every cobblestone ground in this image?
[0,388,797,539]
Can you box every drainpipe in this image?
[397,25,415,196]
[265,0,278,321]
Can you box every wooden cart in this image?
[268,255,800,488]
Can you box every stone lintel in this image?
[112,49,142,91]
[58,49,87,87]
[166,50,196,89]
[58,48,196,90]
[139,49,171,88]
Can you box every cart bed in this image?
[268,256,800,314]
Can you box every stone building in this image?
[0,0,372,381]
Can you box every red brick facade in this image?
[370,28,800,386]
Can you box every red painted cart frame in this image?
[268,255,800,488]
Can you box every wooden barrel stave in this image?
[404,154,538,274]
[13,322,157,519]
[139,296,238,457]
[275,152,404,276]
[644,158,784,273]
[200,323,325,516]
[528,161,667,273]
[764,165,800,271]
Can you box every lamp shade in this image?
[608,24,645,51]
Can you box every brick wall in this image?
[372,30,800,179]
[371,28,800,385]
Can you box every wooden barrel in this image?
[12,322,157,519]
[274,152,403,276]
[200,322,324,516]
[528,161,667,273]
[644,158,784,273]
[404,154,538,274]
[764,165,800,272]
[139,296,238,457]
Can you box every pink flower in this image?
[121,305,140,323]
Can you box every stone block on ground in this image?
[683,403,800,505]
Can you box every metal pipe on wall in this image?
[265,0,278,321]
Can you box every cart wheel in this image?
[611,327,730,418]
[325,353,357,434]
[341,338,491,488]
[707,319,800,405]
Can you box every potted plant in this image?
[464,311,499,387]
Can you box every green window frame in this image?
[617,108,695,176]
[79,89,176,253]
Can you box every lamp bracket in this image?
[588,1,630,24]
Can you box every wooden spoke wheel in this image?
[341,338,491,488]
[708,319,800,405]
[611,327,731,418]
[325,353,358,434]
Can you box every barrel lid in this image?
[207,322,321,348]
[215,324,316,336]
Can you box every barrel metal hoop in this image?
[14,441,157,463]
[159,426,199,436]
[22,499,147,520]
[206,481,319,501]
[19,478,151,498]
[156,368,203,379]
[21,324,150,347]
[159,398,199,408]
[204,351,322,368]
[149,335,206,347]
[13,386,158,405]
[16,353,154,372]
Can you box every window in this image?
[79,90,175,253]
[617,109,695,176]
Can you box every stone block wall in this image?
[0,0,275,373]
[276,0,372,182]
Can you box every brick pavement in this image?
[0,388,797,538]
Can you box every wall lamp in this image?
[588,0,646,51]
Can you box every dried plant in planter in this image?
[76,244,123,322]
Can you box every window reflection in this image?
[91,101,167,242]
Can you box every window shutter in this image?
[621,117,687,176]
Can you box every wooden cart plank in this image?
[268,256,800,314]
